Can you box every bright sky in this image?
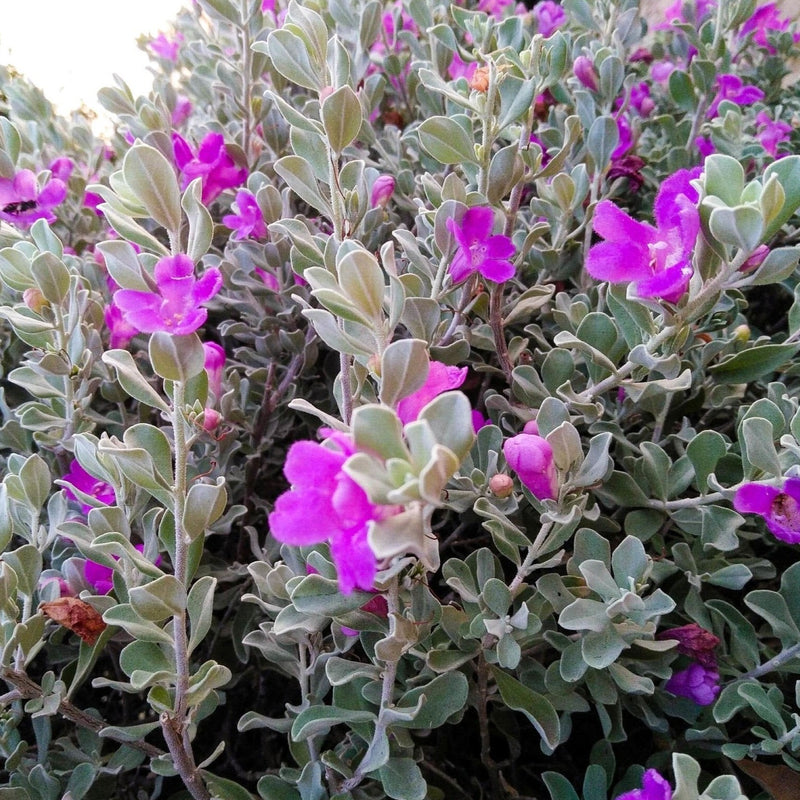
[0,1,187,119]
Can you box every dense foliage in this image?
[1,1,800,799]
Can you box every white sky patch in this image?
[0,2,187,119]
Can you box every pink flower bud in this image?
[199,409,222,432]
[203,342,226,400]
[489,474,514,498]
[23,287,48,314]
[503,433,558,500]
[740,244,769,273]
[573,56,599,92]
[371,175,395,209]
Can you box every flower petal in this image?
[592,200,656,244]
[585,241,652,283]
[733,482,779,515]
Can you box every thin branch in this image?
[0,668,164,758]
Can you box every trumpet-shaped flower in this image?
[532,1,567,37]
[113,254,222,336]
[269,434,397,594]
[733,477,800,544]
[149,32,183,62]
[172,131,247,204]
[503,432,558,501]
[586,168,701,303]
[665,661,720,705]
[62,460,115,514]
[738,3,800,53]
[222,190,267,240]
[84,544,160,595]
[615,769,672,800]
[203,342,226,399]
[707,74,764,119]
[755,111,792,158]
[447,207,515,284]
[658,623,719,668]
[0,169,67,227]
[396,361,468,424]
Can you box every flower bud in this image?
[370,175,395,209]
[733,324,750,342]
[23,287,48,314]
[740,244,769,273]
[470,67,490,93]
[573,55,599,92]
[198,408,222,432]
[503,433,558,500]
[489,474,514,498]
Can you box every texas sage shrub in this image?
[0,0,799,798]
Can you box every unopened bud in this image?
[370,175,395,209]
[490,474,514,498]
[573,55,599,92]
[733,324,750,342]
[23,287,48,314]
[319,86,334,102]
[198,408,222,432]
[740,244,769,273]
[470,67,490,93]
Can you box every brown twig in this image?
[0,668,164,758]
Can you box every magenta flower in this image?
[203,342,226,399]
[396,361,468,424]
[62,460,116,514]
[269,434,397,594]
[49,157,74,183]
[448,52,478,82]
[586,168,701,303]
[370,175,395,209]
[630,82,655,117]
[104,301,139,349]
[615,769,672,800]
[695,136,715,158]
[113,254,223,336]
[0,169,67,227]
[707,74,764,118]
[665,662,720,705]
[84,544,159,595]
[148,32,183,62]
[657,623,720,668]
[755,111,793,158]
[475,0,516,17]
[734,478,800,544]
[658,0,716,29]
[532,1,567,37]
[171,96,193,127]
[222,190,267,240]
[739,3,799,53]
[447,207,515,284]
[503,432,558,501]
[573,55,599,92]
[172,131,247,204]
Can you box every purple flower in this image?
[62,460,116,514]
[739,3,799,53]
[630,82,655,117]
[651,60,677,85]
[49,157,74,183]
[171,96,193,127]
[447,207,515,284]
[657,623,720,668]
[755,111,793,158]
[396,361,468,424]
[0,169,67,227]
[222,190,267,240]
[448,52,478,82]
[573,55,599,91]
[370,175,395,209]
[172,132,247,204]
[615,769,673,800]
[503,432,558,501]
[149,32,183,62]
[665,661,720,705]
[269,434,397,594]
[104,300,139,349]
[658,0,716,29]
[476,0,516,17]
[707,74,765,119]
[695,136,715,158]
[586,168,701,303]
[532,1,567,37]
[734,478,800,543]
[113,254,223,336]
[203,342,226,399]
[84,544,159,595]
